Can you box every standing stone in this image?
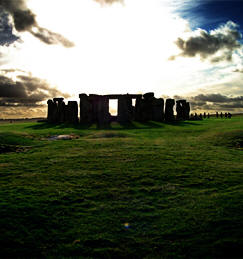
[134,96,143,121]
[152,98,164,121]
[118,95,133,123]
[97,96,110,127]
[185,102,190,120]
[53,98,65,123]
[47,99,55,123]
[89,94,100,123]
[51,98,59,122]
[142,92,154,121]
[79,94,93,124]
[165,99,175,121]
[67,101,79,124]
[176,100,183,120]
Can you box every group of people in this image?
[190,112,232,120]
[216,112,232,119]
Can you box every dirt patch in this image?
[48,134,80,140]
[0,144,30,154]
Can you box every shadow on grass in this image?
[25,120,201,131]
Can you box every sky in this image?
[0,0,243,118]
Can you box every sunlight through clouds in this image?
[0,0,242,117]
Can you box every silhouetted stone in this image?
[53,98,65,123]
[134,96,143,121]
[185,102,190,120]
[165,99,175,121]
[67,101,78,124]
[176,100,183,120]
[118,95,133,123]
[143,92,154,100]
[49,93,191,126]
[47,99,55,123]
[176,100,190,120]
[216,112,219,118]
[97,96,110,126]
[204,112,206,119]
[79,94,93,124]
[152,98,164,121]
[207,113,210,119]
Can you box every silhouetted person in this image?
[199,113,203,119]
[220,112,223,118]
[228,112,232,119]
[207,113,210,119]
[225,112,228,118]
[216,112,219,118]
[194,113,198,119]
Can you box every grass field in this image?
[0,116,243,258]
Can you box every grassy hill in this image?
[0,116,243,258]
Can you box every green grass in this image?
[0,117,243,258]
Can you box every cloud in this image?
[170,21,242,63]
[0,11,19,46]
[0,0,74,47]
[0,70,70,107]
[233,68,243,73]
[94,0,123,4]
[30,27,75,48]
[174,93,243,112]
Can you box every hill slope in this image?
[0,117,243,258]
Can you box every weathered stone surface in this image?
[165,99,175,121]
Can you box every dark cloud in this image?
[0,71,69,107]
[30,27,75,48]
[170,21,242,63]
[0,0,74,47]
[0,11,19,45]
[174,93,243,112]
[233,68,243,73]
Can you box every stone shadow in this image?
[26,120,200,131]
